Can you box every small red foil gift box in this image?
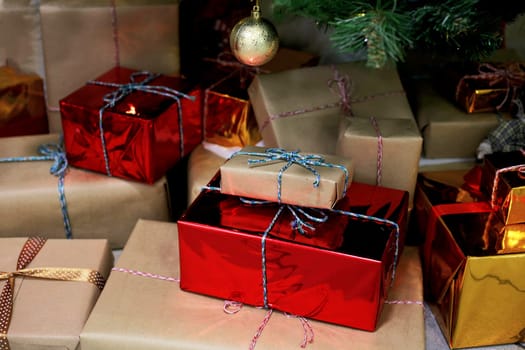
[178,175,409,331]
[60,67,202,184]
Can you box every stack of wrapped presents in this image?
[1,1,524,349]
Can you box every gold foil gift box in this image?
[0,66,48,137]
[416,170,525,348]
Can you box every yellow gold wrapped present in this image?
[416,170,525,348]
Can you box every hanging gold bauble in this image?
[230,1,279,67]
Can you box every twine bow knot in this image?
[0,140,72,239]
[328,66,353,116]
[37,142,68,177]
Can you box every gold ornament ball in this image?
[230,14,279,67]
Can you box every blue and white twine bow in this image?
[231,148,350,204]
[87,70,196,176]
[0,140,72,239]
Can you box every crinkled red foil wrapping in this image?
[60,67,202,184]
[178,176,409,331]
[219,196,348,250]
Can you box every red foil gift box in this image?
[177,175,409,331]
[60,67,202,184]
[218,195,348,250]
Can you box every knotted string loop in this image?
[239,197,329,236]
[0,140,72,239]
[88,71,196,176]
[328,65,353,116]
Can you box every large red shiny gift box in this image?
[177,175,409,331]
[60,67,202,184]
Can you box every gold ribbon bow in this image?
[456,62,525,111]
[0,237,106,350]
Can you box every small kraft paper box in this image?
[412,80,510,158]
[81,219,424,350]
[178,174,409,331]
[481,151,525,226]
[415,170,525,349]
[0,65,48,137]
[60,66,202,184]
[219,145,354,209]
[40,0,181,133]
[0,133,170,249]
[1,237,113,350]
[201,48,319,148]
[336,116,422,206]
[248,61,414,155]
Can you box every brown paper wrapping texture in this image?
[219,146,354,209]
[0,134,170,249]
[39,0,180,132]
[413,81,508,158]
[248,61,412,155]
[1,238,113,350]
[187,144,226,206]
[336,117,422,205]
[0,1,45,77]
[80,219,424,350]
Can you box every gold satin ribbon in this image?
[0,237,106,350]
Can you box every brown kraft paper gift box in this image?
[39,0,181,132]
[248,61,414,155]
[80,219,424,350]
[0,0,45,77]
[1,237,113,350]
[336,116,422,206]
[412,80,510,158]
[0,134,170,249]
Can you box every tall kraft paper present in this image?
[336,117,422,205]
[80,219,424,350]
[40,0,181,132]
[0,134,170,249]
[1,237,113,350]
[248,61,415,156]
